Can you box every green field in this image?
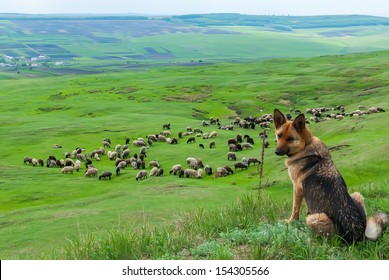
[0,14,389,259]
[2,14,389,78]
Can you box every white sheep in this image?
[85,167,98,177]
[32,158,38,167]
[122,149,130,158]
[75,160,81,172]
[186,157,197,164]
[107,151,118,160]
[135,170,148,181]
[117,161,127,169]
[133,140,146,147]
[184,168,198,178]
[62,166,74,174]
[169,164,182,175]
[197,168,203,179]
[241,142,253,149]
[209,131,218,138]
[149,160,160,168]
[149,167,160,176]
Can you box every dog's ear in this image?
[293,113,306,133]
[273,109,286,129]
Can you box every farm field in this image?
[2,14,389,79]
[1,47,389,259]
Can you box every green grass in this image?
[0,50,389,259]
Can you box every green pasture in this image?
[0,50,389,259]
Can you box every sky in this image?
[0,0,389,17]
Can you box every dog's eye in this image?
[277,133,282,139]
[287,136,294,142]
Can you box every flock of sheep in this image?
[22,117,265,182]
[23,105,384,182]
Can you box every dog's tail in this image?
[365,212,389,241]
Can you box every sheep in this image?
[169,137,178,144]
[209,131,217,138]
[223,165,234,175]
[187,137,196,144]
[74,160,81,172]
[184,168,198,178]
[115,144,122,153]
[163,123,170,130]
[103,141,111,148]
[157,168,164,176]
[139,153,146,161]
[117,161,127,169]
[178,169,185,178]
[94,153,100,161]
[234,162,248,171]
[227,152,236,161]
[122,149,130,159]
[189,158,204,170]
[209,141,216,149]
[162,130,171,137]
[336,115,344,120]
[99,171,112,180]
[199,143,205,149]
[107,151,118,160]
[147,135,158,142]
[85,167,98,177]
[149,160,160,168]
[46,159,56,168]
[57,159,65,168]
[32,158,38,167]
[76,153,86,161]
[186,157,197,164]
[24,156,33,165]
[158,134,167,142]
[216,167,228,176]
[54,144,62,148]
[149,167,160,176]
[131,161,138,169]
[169,164,182,175]
[186,126,192,132]
[64,158,74,167]
[241,142,253,149]
[133,139,146,147]
[38,159,44,167]
[229,144,238,152]
[61,166,74,174]
[227,138,237,145]
[197,168,203,178]
[236,134,243,143]
[244,135,254,145]
[116,166,121,175]
[135,170,148,181]
[204,165,213,175]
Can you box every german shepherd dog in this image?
[273,109,388,242]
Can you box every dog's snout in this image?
[275,148,285,156]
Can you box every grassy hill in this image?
[0,49,388,259]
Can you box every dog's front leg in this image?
[287,182,303,222]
